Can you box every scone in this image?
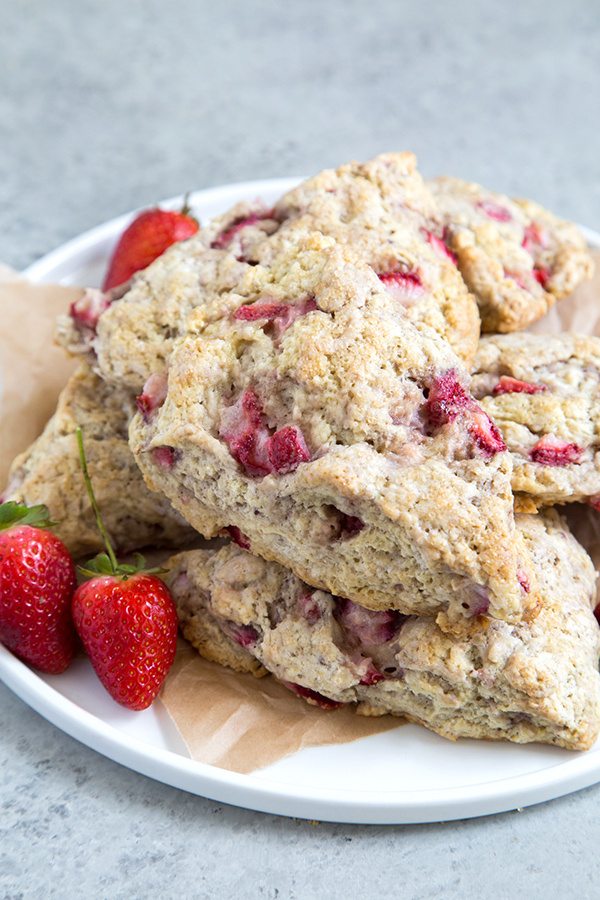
[130,231,531,623]
[166,511,600,751]
[472,334,600,509]
[55,153,480,388]
[2,364,196,557]
[429,176,593,333]
[268,152,480,366]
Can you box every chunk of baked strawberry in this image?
[282,681,344,710]
[335,598,402,646]
[492,376,547,396]
[267,425,311,474]
[533,266,551,288]
[356,658,385,686]
[70,288,112,333]
[234,297,317,338]
[461,584,490,617]
[425,370,472,427]
[211,211,273,250]
[136,372,168,420]
[517,570,530,593]
[467,408,507,457]
[423,230,458,264]
[477,199,512,222]
[296,592,322,625]
[522,222,549,252]
[151,446,181,469]
[378,270,424,304]
[426,371,506,456]
[225,525,251,550]
[220,389,272,476]
[223,621,260,648]
[529,435,583,466]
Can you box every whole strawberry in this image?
[72,571,178,711]
[102,200,199,291]
[0,502,77,673]
[72,428,178,710]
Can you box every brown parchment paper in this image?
[2,254,600,773]
[0,269,397,772]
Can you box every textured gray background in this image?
[2,0,600,897]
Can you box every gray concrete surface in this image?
[1,0,600,896]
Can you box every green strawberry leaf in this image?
[0,501,55,532]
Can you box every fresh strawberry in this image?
[102,200,199,291]
[71,429,178,710]
[492,376,547,396]
[0,502,77,673]
[529,434,583,466]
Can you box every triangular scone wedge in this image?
[166,510,600,751]
[131,231,529,622]
[429,176,593,333]
[472,334,600,510]
[55,152,479,388]
[3,364,196,558]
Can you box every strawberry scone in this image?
[166,511,600,750]
[55,153,480,388]
[130,232,530,623]
[429,176,593,333]
[472,334,600,510]
[3,365,196,557]
[267,152,480,366]
[54,201,277,392]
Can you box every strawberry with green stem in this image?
[0,502,77,673]
[72,427,178,710]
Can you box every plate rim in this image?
[2,176,599,824]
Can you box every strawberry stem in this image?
[76,426,119,574]
[180,192,192,217]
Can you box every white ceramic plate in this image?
[2,178,600,825]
